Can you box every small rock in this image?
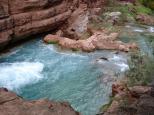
[99,57,109,61]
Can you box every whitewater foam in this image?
[115,63,129,72]
[109,55,126,62]
[45,44,87,58]
[133,29,144,32]
[109,55,129,72]
[0,62,44,91]
[148,27,154,33]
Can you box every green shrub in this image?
[135,5,152,14]
[126,51,154,86]
[138,0,154,10]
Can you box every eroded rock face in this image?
[62,3,89,39]
[0,0,106,50]
[0,88,80,115]
[103,83,154,115]
[0,0,72,50]
[60,0,107,40]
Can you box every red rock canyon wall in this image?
[0,0,106,50]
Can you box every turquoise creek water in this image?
[0,24,153,115]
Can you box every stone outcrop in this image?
[136,14,154,26]
[58,0,106,40]
[0,0,106,50]
[0,88,80,115]
[44,30,137,52]
[103,82,154,115]
[61,3,89,39]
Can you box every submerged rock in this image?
[0,88,80,115]
[99,57,109,61]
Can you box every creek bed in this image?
[0,24,153,115]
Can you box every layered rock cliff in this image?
[0,0,106,50]
[103,83,154,115]
[0,88,80,115]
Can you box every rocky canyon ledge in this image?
[44,31,138,52]
[103,83,154,115]
[42,0,137,52]
[0,88,80,115]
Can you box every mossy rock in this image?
[100,97,114,112]
[71,48,80,52]
[47,41,59,44]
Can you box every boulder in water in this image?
[99,57,109,61]
[44,30,137,52]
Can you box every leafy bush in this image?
[126,51,154,86]
[135,5,152,14]
[139,0,154,10]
